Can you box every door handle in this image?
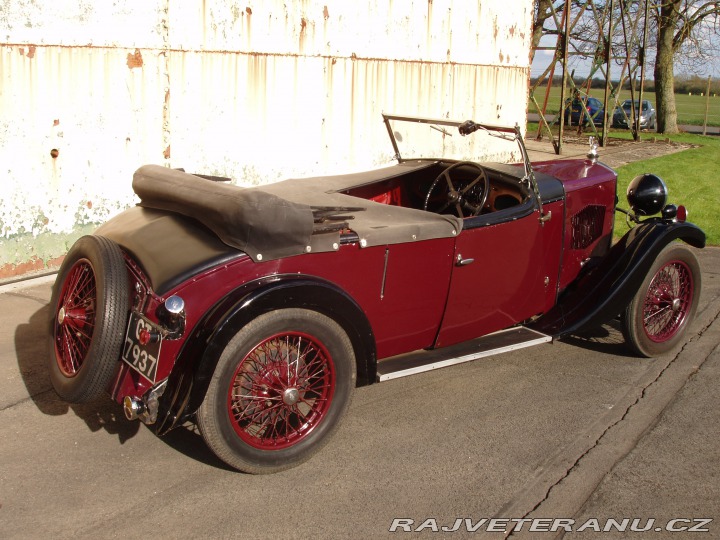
[456,254,474,266]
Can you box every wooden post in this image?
[558,0,571,155]
[703,76,711,136]
[601,0,614,147]
[636,0,650,139]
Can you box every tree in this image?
[532,1,720,134]
[653,1,720,133]
[532,0,562,63]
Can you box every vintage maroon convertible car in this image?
[49,115,705,473]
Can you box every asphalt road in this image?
[1,247,719,539]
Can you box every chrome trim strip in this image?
[380,248,389,299]
[377,327,552,382]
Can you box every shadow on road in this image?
[15,303,235,469]
[15,304,140,443]
[159,423,237,472]
[562,319,638,358]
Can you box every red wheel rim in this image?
[642,260,693,343]
[226,332,336,450]
[54,259,97,377]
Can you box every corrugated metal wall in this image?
[0,0,532,278]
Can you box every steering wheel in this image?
[423,161,490,218]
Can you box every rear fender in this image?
[154,275,376,435]
[532,220,705,338]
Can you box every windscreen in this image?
[384,115,523,164]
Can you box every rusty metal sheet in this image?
[0,0,533,276]
[0,46,162,243]
[169,0,531,65]
[0,1,166,48]
[167,53,529,182]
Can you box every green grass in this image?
[529,86,720,127]
[525,124,719,244]
[612,132,720,246]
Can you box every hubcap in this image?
[283,387,300,405]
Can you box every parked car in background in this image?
[564,96,605,127]
[48,114,705,474]
[612,99,656,130]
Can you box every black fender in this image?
[531,220,705,338]
[154,275,377,435]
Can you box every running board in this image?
[376,327,552,382]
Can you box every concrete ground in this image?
[524,135,694,169]
[0,244,718,539]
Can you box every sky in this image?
[530,47,720,81]
[530,49,611,80]
[530,4,720,82]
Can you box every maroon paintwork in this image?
[112,237,459,402]
[108,153,619,408]
[533,160,617,292]
[47,114,708,474]
[436,200,565,347]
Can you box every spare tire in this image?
[48,235,130,402]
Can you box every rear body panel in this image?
[99,205,456,409]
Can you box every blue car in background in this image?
[563,96,605,127]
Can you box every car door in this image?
[434,200,564,348]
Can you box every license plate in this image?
[122,312,162,383]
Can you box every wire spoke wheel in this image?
[622,245,701,357]
[54,260,97,377]
[228,332,335,450]
[642,260,693,342]
[198,308,355,474]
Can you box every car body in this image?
[612,99,656,130]
[564,96,605,127]
[49,114,705,473]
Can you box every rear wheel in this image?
[198,308,355,474]
[622,245,701,357]
[49,235,129,402]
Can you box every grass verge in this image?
[529,87,720,127]
[612,133,720,246]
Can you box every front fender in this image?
[154,275,376,435]
[531,219,705,338]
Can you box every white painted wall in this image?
[0,0,532,277]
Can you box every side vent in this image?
[571,205,605,249]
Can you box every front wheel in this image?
[622,245,701,357]
[197,309,356,473]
